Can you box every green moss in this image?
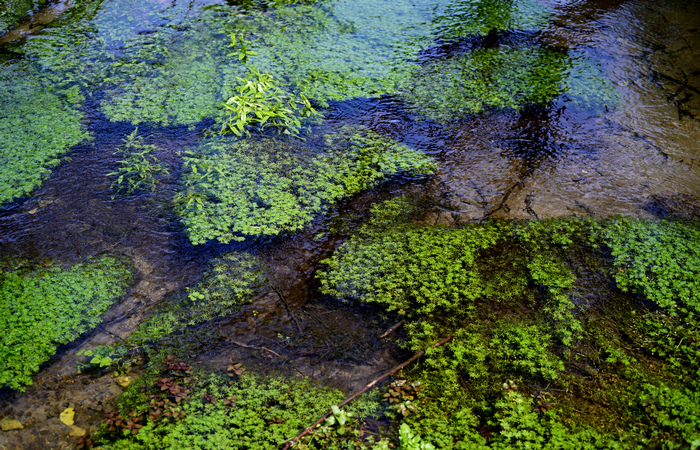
[399,45,619,123]
[0,61,89,205]
[0,256,132,390]
[175,126,436,245]
[432,0,553,40]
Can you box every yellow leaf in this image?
[59,407,75,426]
[0,418,24,431]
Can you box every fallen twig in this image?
[229,340,282,358]
[380,320,406,338]
[273,286,304,334]
[282,333,455,449]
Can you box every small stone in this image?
[27,208,38,215]
[69,425,86,437]
[0,418,24,431]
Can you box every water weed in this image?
[0,256,131,390]
[175,126,436,245]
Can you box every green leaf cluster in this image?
[603,218,700,314]
[175,126,436,245]
[220,66,319,138]
[129,252,268,347]
[0,256,132,390]
[104,371,370,449]
[109,128,169,195]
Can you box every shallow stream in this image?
[0,0,699,448]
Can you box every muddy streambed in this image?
[0,0,699,448]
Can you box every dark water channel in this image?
[0,0,699,448]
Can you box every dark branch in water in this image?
[282,333,455,450]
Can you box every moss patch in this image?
[175,126,436,245]
[0,256,132,391]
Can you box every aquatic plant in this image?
[0,62,89,206]
[220,67,319,138]
[175,126,436,245]
[101,370,380,449]
[0,256,132,390]
[109,128,169,195]
[127,252,268,349]
[432,0,553,40]
[603,218,700,314]
[400,45,618,123]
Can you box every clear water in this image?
[0,0,699,447]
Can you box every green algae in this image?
[0,256,132,391]
[432,0,553,40]
[400,45,619,123]
[0,61,89,205]
[175,126,436,245]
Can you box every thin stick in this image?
[380,320,406,339]
[229,340,282,358]
[272,286,304,334]
[282,333,455,450]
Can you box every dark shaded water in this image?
[0,0,699,448]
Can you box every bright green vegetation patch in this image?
[99,359,381,449]
[0,62,89,205]
[318,204,700,448]
[432,0,553,40]
[0,256,132,390]
[246,0,442,106]
[400,45,619,123]
[0,0,50,32]
[175,126,436,245]
[604,218,700,314]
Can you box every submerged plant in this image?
[109,128,169,195]
[0,256,132,390]
[432,0,553,40]
[0,62,89,206]
[400,45,618,122]
[175,126,436,245]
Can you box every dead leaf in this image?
[59,407,75,426]
[0,418,24,431]
[27,208,38,215]
[69,425,87,437]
